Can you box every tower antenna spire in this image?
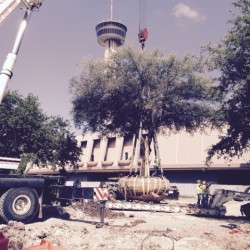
[110,0,113,20]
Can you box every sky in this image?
[0,0,233,134]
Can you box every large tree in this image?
[0,91,81,172]
[205,0,250,162]
[70,48,219,170]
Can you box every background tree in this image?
[205,0,250,162]
[70,48,219,172]
[0,91,81,172]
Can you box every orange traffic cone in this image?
[25,239,68,250]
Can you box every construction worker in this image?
[201,180,210,208]
[152,158,161,177]
[196,180,202,207]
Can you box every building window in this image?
[125,152,128,160]
[81,141,87,149]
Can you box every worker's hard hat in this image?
[197,180,201,183]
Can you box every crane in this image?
[0,0,44,104]
[138,0,148,50]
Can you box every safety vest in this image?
[201,184,209,194]
[196,184,202,194]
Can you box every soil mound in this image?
[69,200,125,218]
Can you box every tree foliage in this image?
[70,48,218,141]
[0,91,81,172]
[205,0,250,161]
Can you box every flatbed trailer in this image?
[107,188,250,219]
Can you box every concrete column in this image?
[114,136,124,166]
[133,138,140,167]
[85,138,94,167]
[98,138,108,167]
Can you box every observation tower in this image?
[96,0,127,58]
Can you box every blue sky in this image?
[0,0,233,133]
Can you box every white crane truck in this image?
[0,0,250,225]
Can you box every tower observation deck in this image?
[96,20,127,57]
[96,1,127,57]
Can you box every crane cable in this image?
[138,0,148,50]
[139,0,142,31]
[139,0,147,31]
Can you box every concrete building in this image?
[29,129,250,196]
[75,130,250,187]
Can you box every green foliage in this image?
[70,47,218,139]
[205,0,250,162]
[0,91,81,172]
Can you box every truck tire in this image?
[108,189,117,200]
[0,187,39,224]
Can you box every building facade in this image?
[29,128,250,196]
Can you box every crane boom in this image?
[0,0,43,103]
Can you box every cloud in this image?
[173,3,205,22]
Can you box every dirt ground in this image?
[0,198,250,250]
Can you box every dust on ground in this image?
[1,198,250,250]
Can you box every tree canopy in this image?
[0,91,81,172]
[205,0,250,162]
[70,48,219,141]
